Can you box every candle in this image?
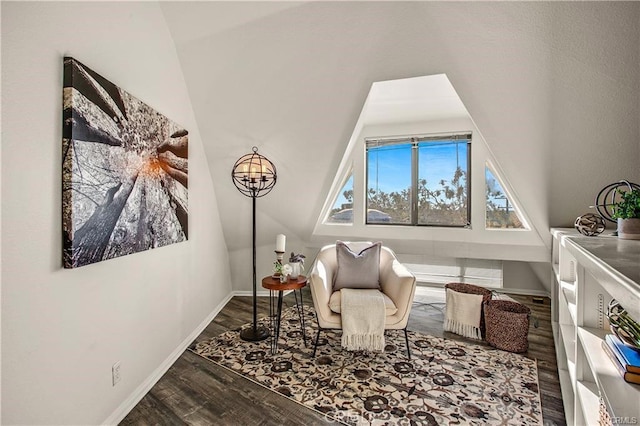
[276,234,286,252]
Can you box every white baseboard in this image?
[233,290,293,297]
[497,288,550,298]
[102,292,235,426]
[233,290,271,297]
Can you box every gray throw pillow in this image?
[333,241,381,290]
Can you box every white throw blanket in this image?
[340,288,386,352]
[444,288,484,340]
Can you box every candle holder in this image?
[275,250,284,266]
[272,250,285,278]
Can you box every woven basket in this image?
[444,283,493,337]
[484,299,531,353]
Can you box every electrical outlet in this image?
[112,361,121,386]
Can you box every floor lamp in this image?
[231,146,277,341]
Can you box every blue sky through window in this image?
[367,143,411,195]
[486,167,506,207]
[367,141,467,194]
[333,174,353,209]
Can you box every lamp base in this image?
[240,325,270,341]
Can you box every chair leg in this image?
[404,328,411,360]
[312,328,322,358]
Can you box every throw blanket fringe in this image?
[443,318,482,340]
[444,288,484,340]
[342,333,385,352]
[341,288,386,352]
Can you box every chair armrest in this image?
[309,258,335,316]
[380,259,416,324]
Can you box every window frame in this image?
[365,132,472,227]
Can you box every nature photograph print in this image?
[62,57,188,269]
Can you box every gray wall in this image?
[1,3,231,424]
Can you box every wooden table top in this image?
[261,275,307,291]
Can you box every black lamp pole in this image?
[231,147,276,341]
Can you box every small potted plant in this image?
[612,188,640,240]
[288,252,305,279]
[272,261,284,277]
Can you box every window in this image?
[325,173,354,224]
[366,133,471,226]
[485,165,526,229]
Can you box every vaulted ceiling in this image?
[160,1,640,255]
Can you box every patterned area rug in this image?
[189,306,542,425]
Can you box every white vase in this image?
[290,262,301,279]
[618,218,640,240]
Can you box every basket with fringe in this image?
[484,299,531,353]
[444,283,493,338]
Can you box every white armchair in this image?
[308,242,416,358]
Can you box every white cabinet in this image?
[551,228,640,425]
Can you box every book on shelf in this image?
[602,340,640,385]
[605,333,640,374]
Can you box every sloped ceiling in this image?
[161,2,640,259]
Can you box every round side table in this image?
[261,275,307,354]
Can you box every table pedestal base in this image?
[240,325,270,342]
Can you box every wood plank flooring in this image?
[121,291,566,425]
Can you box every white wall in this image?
[1,2,231,424]
[503,261,547,295]
[547,3,640,226]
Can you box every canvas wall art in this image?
[62,57,188,268]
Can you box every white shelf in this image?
[560,283,577,324]
[576,380,599,426]
[578,327,640,422]
[559,324,576,382]
[551,228,640,426]
[552,263,560,279]
[558,368,575,426]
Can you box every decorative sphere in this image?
[231,147,277,198]
[574,213,606,236]
[594,180,640,223]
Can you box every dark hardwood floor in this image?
[121,290,566,425]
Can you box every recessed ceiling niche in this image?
[362,74,470,126]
